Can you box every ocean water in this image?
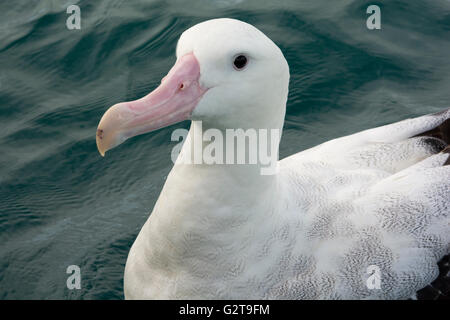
[1,0,449,299]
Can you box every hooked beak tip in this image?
[96,128,106,157]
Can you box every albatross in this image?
[96,18,450,299]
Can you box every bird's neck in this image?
[148,118,283,241]
[178,120,282,173]
[134,120,289,297]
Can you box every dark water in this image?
[1,0,449,299]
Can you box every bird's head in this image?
[96,18,289,156]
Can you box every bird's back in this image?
[275,108,450,299]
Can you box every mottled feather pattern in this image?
[125,108,449,300]
[272,108,450,299]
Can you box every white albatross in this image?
[96,18,450,299]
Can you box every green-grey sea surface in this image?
[1,0,449,299]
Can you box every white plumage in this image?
[98,18,450,299]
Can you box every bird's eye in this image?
[233,55,248,70]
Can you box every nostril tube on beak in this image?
[179,81,193,91]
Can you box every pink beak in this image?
[96,53,207,156]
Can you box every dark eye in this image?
[233,55,248,70]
